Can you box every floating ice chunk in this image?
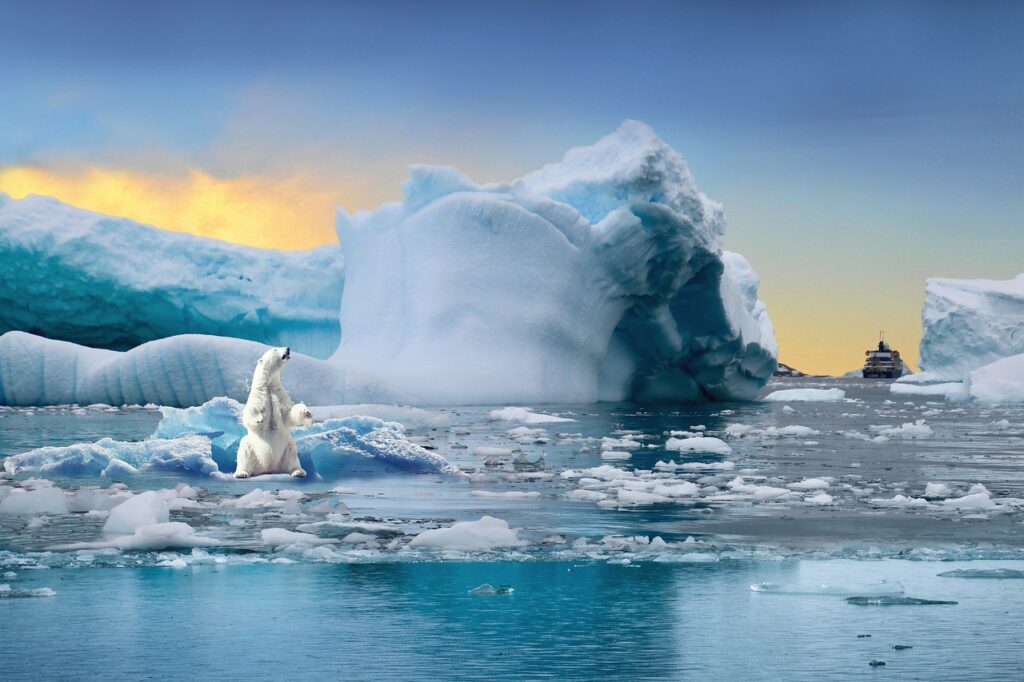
[617,489,670,505]
[409,516,525,551]
[472,446,514,457]
[869,420,933,439]
[805,493,834,505]
[762,388,845,402]
[655,460,735,471]
[601,437,641,450]
[869,495,930,509]
[846,596,958,606]
[942,491,997,511]
[104,491,170,534]
[0,585,56,598]
[469,490,541,499]
[664,436,732,455]
[488,407,574,424]
[600,451,632,461]
[966,353,1024,403]
[890,382,965,398]
[52,522,223,551]
[311,404,450,430]
[752,581,904,596]
[298,417,464,477]
[468,583,514,596]
[341,532,376,544]
[3,435,220,478]
[937,568,1024,579]
[788,478,831,491]
[261,528,338,547]
[723,424,754,437]
[0,485,69,515]
[726,477,790,500]
[924,482,953,499]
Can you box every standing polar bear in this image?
[235,346,313,478]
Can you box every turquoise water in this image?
[3,559,1024,680]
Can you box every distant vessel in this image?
[862,334,903,379]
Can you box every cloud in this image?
[0,165,349,250]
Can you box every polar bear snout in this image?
[282,347,290,361]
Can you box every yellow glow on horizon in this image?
[0,166,343,250]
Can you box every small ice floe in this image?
[409,516,525,551]
[654,460,735,472]
[261,528,338,547]
[468,583,514,596]
[762,388,845,402]
[600,451,632,461]
[487,407,574,424]
[890,382,965,398]
[311,404,450,430]
[751,581,903,597]
[868,420,933,439]
[869,495,930,509]
[787,478,831,491]
[937,568,1024,579]
[472,446,514,457]
[664,436,732,456]
[469,490,541,500]
[846,596,958,606]
[0,585,56,598]
[923,482,953,499]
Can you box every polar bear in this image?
[235,346,314,478]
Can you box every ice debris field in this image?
[3,378,1024,576]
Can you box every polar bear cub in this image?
[235,346,314,478]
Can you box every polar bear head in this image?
[252,346,291,386]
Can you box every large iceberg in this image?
[918,275,1024,379]
[334,121,776,403]
[0,121,776,406]
[0,193,344,358]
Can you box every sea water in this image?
[1,377,1023,679]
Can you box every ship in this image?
[862,334,903,379]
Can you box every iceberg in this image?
[0,192,344,358]
[334,120,776,404]
[964,353,1024,403]
[918,274,1024,379]
[0,121,776,406]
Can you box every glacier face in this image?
[0,121,777,406]
[919,275,1024,379]
[0,193,344,359]
[334,121,777,404]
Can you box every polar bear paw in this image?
[287,403,314,429]
[291,468,307,478]
[235,470,251,479]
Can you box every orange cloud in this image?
[0,166,346,250]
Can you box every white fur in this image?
[235,347,313,478]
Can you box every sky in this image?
[1,0,1021,374]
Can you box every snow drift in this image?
[0,192,344,358]
[0,121,776,406]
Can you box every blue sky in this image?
[1,0,1021,372]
